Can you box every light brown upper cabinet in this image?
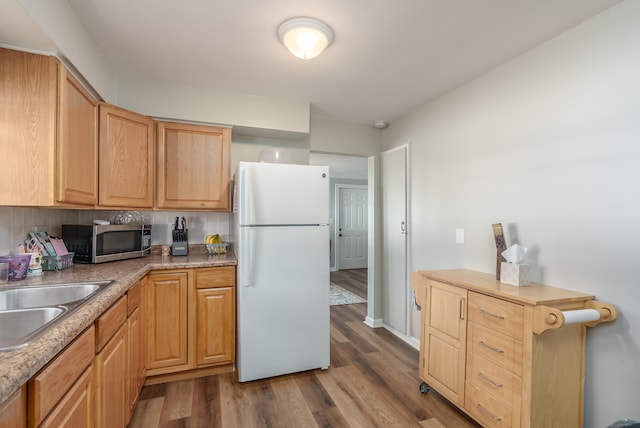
[57,66,99,205]
[0,47,98,207]
[156,121,231,210]
[99,104,154,208]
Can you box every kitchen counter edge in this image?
[0,252,237,404]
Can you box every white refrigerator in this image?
[233,161,330,382]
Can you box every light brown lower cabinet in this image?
[146,266,235,382]
[412,269,617,428]
[5,266,227,426]
[146,271,189,372]
[127,278,147,418]
[0,386,26,428]
[94,297,128,428]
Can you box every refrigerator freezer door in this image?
[238,162,329,226]
[236,225,330,382]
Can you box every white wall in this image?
[16,0,117,101]
[310,113,383,156]
[383,2,640,426]
[117,78,311,136]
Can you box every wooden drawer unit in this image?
[127,281,141,315]
[28,326,95,427]
[412,269,617,428]
[466,382,514,428]
[467,322,523,376]
[467,292,523,427]
[195,266,235,289]
[466,353,522,408]
[95,296,127,352]
[468,291,523,340]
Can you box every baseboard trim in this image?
[363,316,383,328]
[362,317,419,349]
[382,323,420,350]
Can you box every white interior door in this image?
[382,146,408,334]
[337,186,368,269]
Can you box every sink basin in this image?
[0,281,112,311]
[0,307,66,351]
[0,280,113,351]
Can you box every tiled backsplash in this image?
[0,206,231,256]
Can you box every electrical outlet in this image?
[456,228,464,244]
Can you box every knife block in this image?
[171,229,188,256]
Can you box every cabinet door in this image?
[127,306,141,420]
[39,367,93,428]
[94,323,127,428]
[146,272,188,372]
[0,48,57,206]
[56,66,98,205]
[99,103,154,208]
[195,287,235,366]
[156,121,231,210]
[423,280,468,405]
[127,278,147,420]
[0,386,26,428]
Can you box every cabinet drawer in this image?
[28,326,95,427]
[467,352,522,408]
[195,266,235,289]
[468,292,523,340]
[95,296,127,352]
[465,382,513,428]
[127,281,141,315]
[468,323,523,376]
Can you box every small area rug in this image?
[330,283,367,306]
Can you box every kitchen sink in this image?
[0,280,113,351]
[0,281,112,311]
[0,307,66,351]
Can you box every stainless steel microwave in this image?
[61,224,152,263]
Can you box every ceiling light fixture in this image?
[277,17,334,60]
[373,120,389,129]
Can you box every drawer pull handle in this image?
[478,372,503,388]
[477,404,502,421]
[480,309,505,320]
[459,298,465,320]
[479,341,504,354]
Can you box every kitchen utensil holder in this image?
[172,229,188,256]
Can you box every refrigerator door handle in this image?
[240,168,248,225]
[240,228,253,287]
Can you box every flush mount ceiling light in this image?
[277,17,334,60]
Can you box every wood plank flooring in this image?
[128,269,477,428]
[330,268,368,299]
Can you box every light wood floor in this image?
[128,268,477,428]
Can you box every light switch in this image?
[456,228,464,244]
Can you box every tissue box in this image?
[500,262,530,286]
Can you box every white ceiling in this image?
[60,0,620,127]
